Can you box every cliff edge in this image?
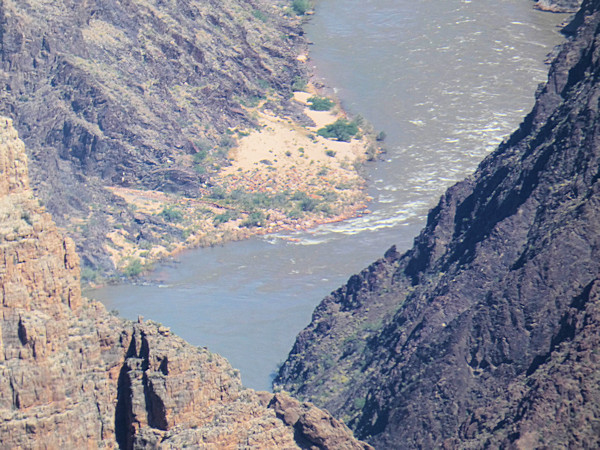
[275,0,600,447]
[0,117,369,449]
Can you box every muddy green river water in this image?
[89,0,567,391]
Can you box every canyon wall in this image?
[275,0,600,447]
[0,117,368,448]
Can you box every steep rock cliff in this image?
[275,0,600,447]
[0,0,307,272]
[0,117,369,449]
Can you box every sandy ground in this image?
[102,90,372,274]
[218,91,366,198]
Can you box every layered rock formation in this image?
[0,0,308,272]
[275,0,600,447]
[0,117,369,448]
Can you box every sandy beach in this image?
[104,88,374,274]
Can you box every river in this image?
[88,0,567,391]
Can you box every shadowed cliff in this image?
[275,0,600,447]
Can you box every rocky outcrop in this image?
[0,117,369,448]
[0,0,308,273]
[534,0,583,13]
[275,0,600,447]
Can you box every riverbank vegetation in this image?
[317,118,360,141]
[291,0,313,16]
[97,84,380,281]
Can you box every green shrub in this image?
[292,191,318,212]
[287,207,303,219]
[233,190,289,210]
[193,150,208,163]
[194,138,212,152]
[353,398,366,410]
[292,76,307,92]
[252,9,267,22]
[325,149,336,157]
[366,144,378,161]
[81,266,99,283]
[317,119,359,142]
[307,96,334,111]
[214,210,238,225]
[318,203,333,215]
[123,258,143,277]
[219,135,236,149]
[242,211,265,228]
[292,0,312,15]
[300,197,318,212]
[257,79,271,90]
[209,186,228,200]
[160,206,184,223]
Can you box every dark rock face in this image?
[275,0,600,447]
[0,0,305,272]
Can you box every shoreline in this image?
[79,7,386,284]
[95,82,380,283]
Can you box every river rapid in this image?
[88,0,567,391]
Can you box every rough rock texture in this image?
[0,117,369,449]
[535,0,583,13]
[275,0,600,447]
[0,0,307,272]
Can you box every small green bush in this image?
[219,135,236,149]
[81,266,99,283]
[325,149,336,157]
[307,96,334,111]
[307,97,332,111]
[354,398,366,410]
[209,186,228,200]
[292,0,312,15]
[292,191,318,212]
[252,9,267,22]
[292,76,307,92]
[317,119,359,142]
[194,138,212,152]
[160,206,184,223]
[214,210,238,225]
[257,79,270,90]
[193,150,208,163]
[242,211,265,228]
[123,259,143,278]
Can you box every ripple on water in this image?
[92,0,569,391]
